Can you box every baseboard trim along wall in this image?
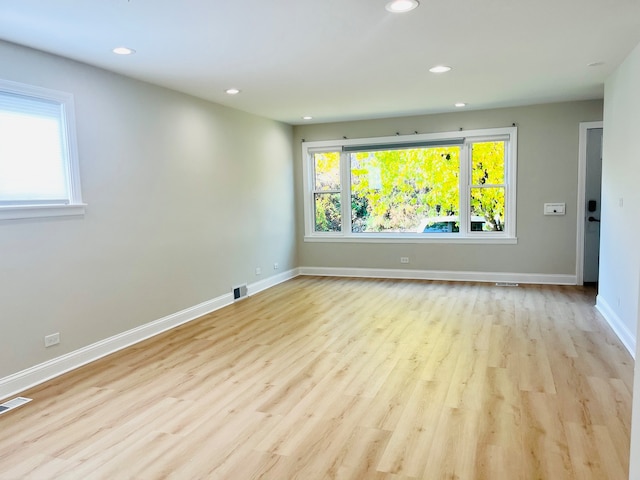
[247,269,299,296]
[0,268,299,401]
[298,266,577,285]
[595,295,636,358]
[4,266,615,400]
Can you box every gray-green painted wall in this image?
[293,101,603,275]
[0,39,608,385]
[0,41,296,378]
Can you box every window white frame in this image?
[302,127,517,244]
[0,79,85,220]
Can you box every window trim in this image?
[0,79,85,221]
[302,127,517,244]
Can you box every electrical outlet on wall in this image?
[44,333,60,347]
[255,267,261,275]
[400,257,409,264]
[273,263,279,270]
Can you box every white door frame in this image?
[576,121,604,285]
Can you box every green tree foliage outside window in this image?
[314,152,341,232]
[470,141,506,231]
[312,141,506,234]
[350,147,460,233]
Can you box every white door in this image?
[583,128,603,284]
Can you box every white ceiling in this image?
[1,0,640,125]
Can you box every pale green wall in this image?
[293,101,603,275]
[601,40,640,480]
[0,41,296,378]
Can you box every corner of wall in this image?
[595,295,636,358]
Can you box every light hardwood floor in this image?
[0,277,633,479]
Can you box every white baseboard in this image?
[298,266,577,285]
[0,266,580,400]
[596,295,636,358]
[248,268,300,296]
[0,269,299,401]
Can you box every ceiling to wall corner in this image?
[1,0,639,125]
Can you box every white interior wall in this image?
[598,40,640,359]
[600,40,640,480]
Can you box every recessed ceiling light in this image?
[385,0,419,13]
[112,47,136,55]
[429,65,452,73]
[225,88,241,95]
[455,102,466,108]
[302,116,313,120]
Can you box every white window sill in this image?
[304,235,517,245]
[0,204,87,221]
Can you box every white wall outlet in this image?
[44,333,60,348]
[400,257,409,264]
[255,267,261,275]
[273,263,279,270]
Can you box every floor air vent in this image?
[496,282,519,287]
[0,397,32,415]
[233,284,248,301]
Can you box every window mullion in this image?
[459,143,470,235]
[341,151,351,235]
[505,139,516,238]
[305,152,315,236]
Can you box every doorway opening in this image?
[576,121,603,286]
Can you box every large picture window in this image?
[0,79,84,220]
[302,127,517,243]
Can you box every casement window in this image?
[302,127,517,243]
[0,79,85,220]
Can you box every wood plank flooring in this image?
[0,277,633,479]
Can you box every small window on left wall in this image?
[0,79,85,220]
